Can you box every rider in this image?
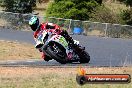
[29,16,74,60]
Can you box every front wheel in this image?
[44,55,52,62]
[46,42,67,64]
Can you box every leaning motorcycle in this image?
[35,30,90,64]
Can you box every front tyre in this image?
[44,55,52,62]
[46,42,67,64]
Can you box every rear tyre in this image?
[79,51,90,63]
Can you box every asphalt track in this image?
[0,29,132,67]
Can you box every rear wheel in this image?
[74,45,90,63]
[46,42,67,64]
[79,51,90,63]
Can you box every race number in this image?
[59,36,68,47]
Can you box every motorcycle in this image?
[34,30,90,64]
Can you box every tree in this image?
[118,0,132,7]
[0,0,5,7]
[46,0,102,20]
[3,0,36,13]
[120,9,132,25]
[118,0,132,25]
[3,0,14,12]
[38,0,49,3]
[90,6,121,24]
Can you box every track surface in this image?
[0,29,132,66]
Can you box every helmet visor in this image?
[30,24,37,31]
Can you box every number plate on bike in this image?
[54,35,68,48]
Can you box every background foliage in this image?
[2,0,36,13]
[46,0,102,20]
[120,9,132,25]
[117,0,132,25]
[89,5,121,24]
[118,0,132,7]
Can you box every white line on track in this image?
[8,61,16,64]
[26,60,36,62]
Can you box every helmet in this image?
[29,16,39,31]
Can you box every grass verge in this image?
[0,67,131,88]
[0,40,40,60]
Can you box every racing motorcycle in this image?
[35,30,90,64]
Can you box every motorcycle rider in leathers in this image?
[29,16,74,61]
